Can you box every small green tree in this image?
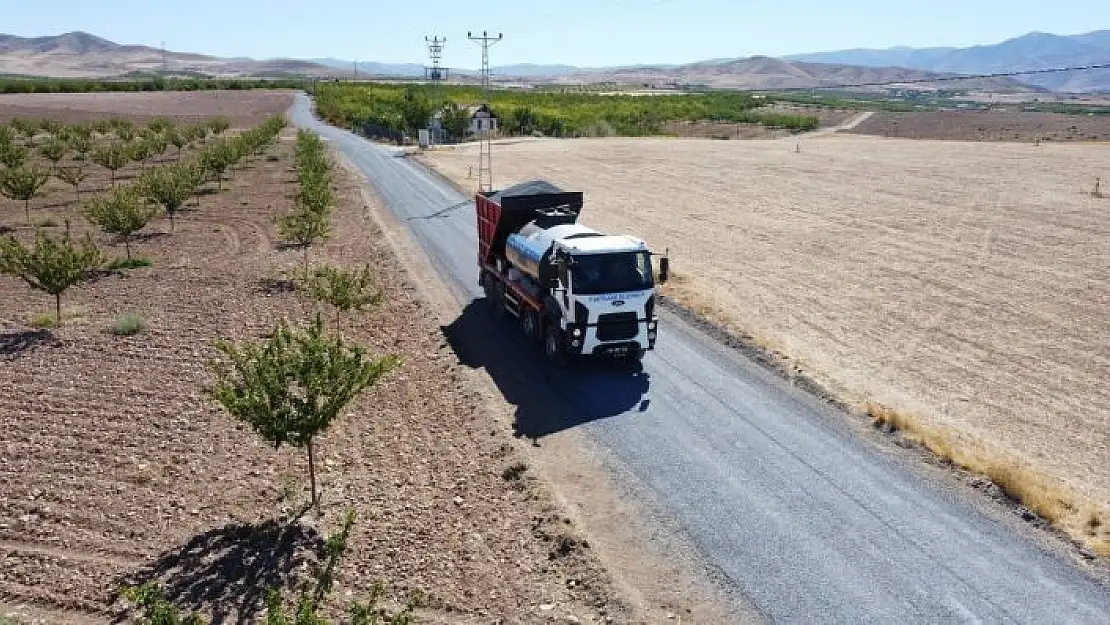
[40,119,63,137]
[0,166,51,223]
[128,140,153,171]
[208,314,398,507]
[0,142,28,169]
[9,118,39,146]
[56,165,88,203]
[439,103,471,142]
[138,164,193,231]
[147,117,175,135]
[208,117,231,137]
[91,119,113,136]
[38,139,68,174]
[0,228,103,323]
[112,119,136,142]
[304,264,382,330]
[398,88,433,137]
[70,134,93,161]
[85,186,161,259]
[92,143,130,185]
[121,583,203,625]
[278,208,330,272]
[199,141,237,189]
[0,124,14,148]
[167,127,189,159]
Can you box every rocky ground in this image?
[0,94,627,624]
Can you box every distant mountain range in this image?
[0,31,337,78]
[785,30,1110,92]
[0,29,1102,92]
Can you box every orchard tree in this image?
[167,127,189,160]
[0,166,51,224]
[278,207,330,272]
[92,143,130,185]
[69,134,92,161]
[111,119,136,142]
[0,143,28,169]
[304,264,382,330]
[199,140,235,188]
[38,139,68,174]
[138,164,193,231]
[208,117,231,137]
[208,313,398,507]
[128,139,153,171]
[0,125,14,148]
[84,186,160,260]
[0,228,103,323]
[55,165,88,203]
[10,118,39,146]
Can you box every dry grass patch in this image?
[421,134,1110,556]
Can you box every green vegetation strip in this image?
[312,83,821,138]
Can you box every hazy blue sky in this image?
[5,0,1109,67]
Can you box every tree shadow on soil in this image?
[116,516,325,625]
[0,329,55,359]
[441,298,650,443]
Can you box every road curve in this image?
[290,94,1110,624]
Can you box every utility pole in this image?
[160,41,167,73]
[468,30,502,192]
[353,59,358,81]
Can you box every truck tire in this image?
[544,325,569,368]
[521,309,541,345]
[488,279,507,317]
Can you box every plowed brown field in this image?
[420,134,1110,554]
[1,94,625,624]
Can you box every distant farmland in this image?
[421,134,1110,554]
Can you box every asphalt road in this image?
[291,94,1110,624]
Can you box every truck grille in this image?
[596,312,639,341]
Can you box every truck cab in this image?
[476,179,666,366]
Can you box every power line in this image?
[779,61,1110,91]
[467,30,503,94]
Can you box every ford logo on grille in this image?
[611,301,625,307]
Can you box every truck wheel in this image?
[544,325,568,368]
[489,280,507,317]
[522,309,541,345]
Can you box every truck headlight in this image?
[648,331,657,340]
[647,320,657,330]
[572,328,583,337]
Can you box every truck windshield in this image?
[571,252,653,295]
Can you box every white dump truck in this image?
[474,179,668,365]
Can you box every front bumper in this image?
[565,316,658,355]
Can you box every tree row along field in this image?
[419,134,1110,557]
[312,83,821,140]
[0,95,626,624]
[0,76,305,94]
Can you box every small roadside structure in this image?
[430,103,499,143]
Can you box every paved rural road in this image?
[291,95,1110,624]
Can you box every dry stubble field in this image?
[0,93,625,624]
[422,134,1110,554]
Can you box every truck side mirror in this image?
[658,256,670,284]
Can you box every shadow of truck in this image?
[442,298,651,443]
